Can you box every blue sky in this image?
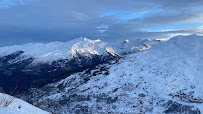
[0,0,203,46]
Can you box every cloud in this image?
[0,0,202,46]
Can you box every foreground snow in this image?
[23,35,203,113]
[0,93,49,114]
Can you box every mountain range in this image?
[0,35,203,113]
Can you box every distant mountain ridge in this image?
[0,38,157,63]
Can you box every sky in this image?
[0,0,203,46]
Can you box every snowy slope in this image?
[21,35,203,113]
[0,93,49,114]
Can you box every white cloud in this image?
[0,0,202,45]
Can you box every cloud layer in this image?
[0,0,203,46]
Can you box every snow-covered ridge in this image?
[0,93,49,114]
[0,38,155,63]
[23,35,203,113]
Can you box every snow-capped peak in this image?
[70,37,114,57]
[123,40,130,43]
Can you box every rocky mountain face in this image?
[17,35,203,113]
[0,51,117,94]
